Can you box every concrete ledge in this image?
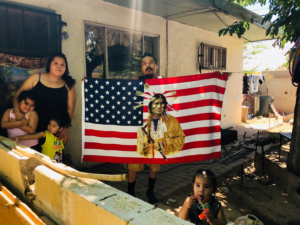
[0,136,191,225]
[34,165,191,225]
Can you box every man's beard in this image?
[144,73,155,79]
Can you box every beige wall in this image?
[260,71,297,114]
[8,0,244,167]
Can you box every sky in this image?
[243,2,293,72]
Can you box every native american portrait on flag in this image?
[136,91,185,160]
[82,72,228,164]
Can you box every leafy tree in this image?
[243,43,268,73]
[220,0,300,49]
[220,0,300,175]
[281,53,289,67]
[244,43,268,60]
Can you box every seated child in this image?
[11,112,71,163]
[179,169,227,225]
[1,90,39,149]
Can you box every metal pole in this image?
[240,164,243,190]
[262,146,265,176]
[215,149,245,164]
[279,134,282,162]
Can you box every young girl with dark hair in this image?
[179,169,227,225]
[11,112,71,163]
[1,90,39,148]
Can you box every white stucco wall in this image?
[8,0,244,167]
[167,21,244,129]
[260,71,297,114]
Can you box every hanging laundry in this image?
[252,75,259,92]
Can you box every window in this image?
[85,23,159,79]
[198,43,226,73]
[0,1,61,57]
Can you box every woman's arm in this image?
[10,131,45,141]
[63,131,68,145]
[13,73,39,120]
[67,86,76,120]
[19,111,39,134]
[1,109,28,129]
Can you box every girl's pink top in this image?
[7,109,38,147]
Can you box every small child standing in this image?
[179,169,227,225]
[11,112,71,163]
[1,90,39,149]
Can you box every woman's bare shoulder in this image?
[28,110,38,118]
[29,73,40,79]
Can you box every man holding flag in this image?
[127,53,164,205]
[82,53,228,205]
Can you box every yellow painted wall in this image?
[7,0,244,167]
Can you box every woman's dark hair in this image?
[17,90,37,104]
[46,52,76,88]
[140,53,157,66]
[192,169,217,192]
[50,112,71,128]
[148,94,168,115]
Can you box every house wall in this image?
[8,0,244,167]
[260,70,297,114]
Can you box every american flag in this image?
[82,72,228,164]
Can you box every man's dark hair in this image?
[50,112,71,128]
[148,94,168,115]
[17,90,37,104]
[140,53,157,66]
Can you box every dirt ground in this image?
[158,122,300,225]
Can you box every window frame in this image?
[198,42,226,73]
[0,1,62,57]
[84,21,160,78]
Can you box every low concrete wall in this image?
[0,137,191,225]
[255,152,300,205]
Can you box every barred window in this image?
[0,1,61,57]
[85,23,159,79]
[199,43,226,73]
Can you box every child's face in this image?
[19,98,35,114]
[193,175,214,204]
[47,120,63,135]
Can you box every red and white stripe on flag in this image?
[82,72,228,164]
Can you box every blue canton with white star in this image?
[84,78,145,126]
